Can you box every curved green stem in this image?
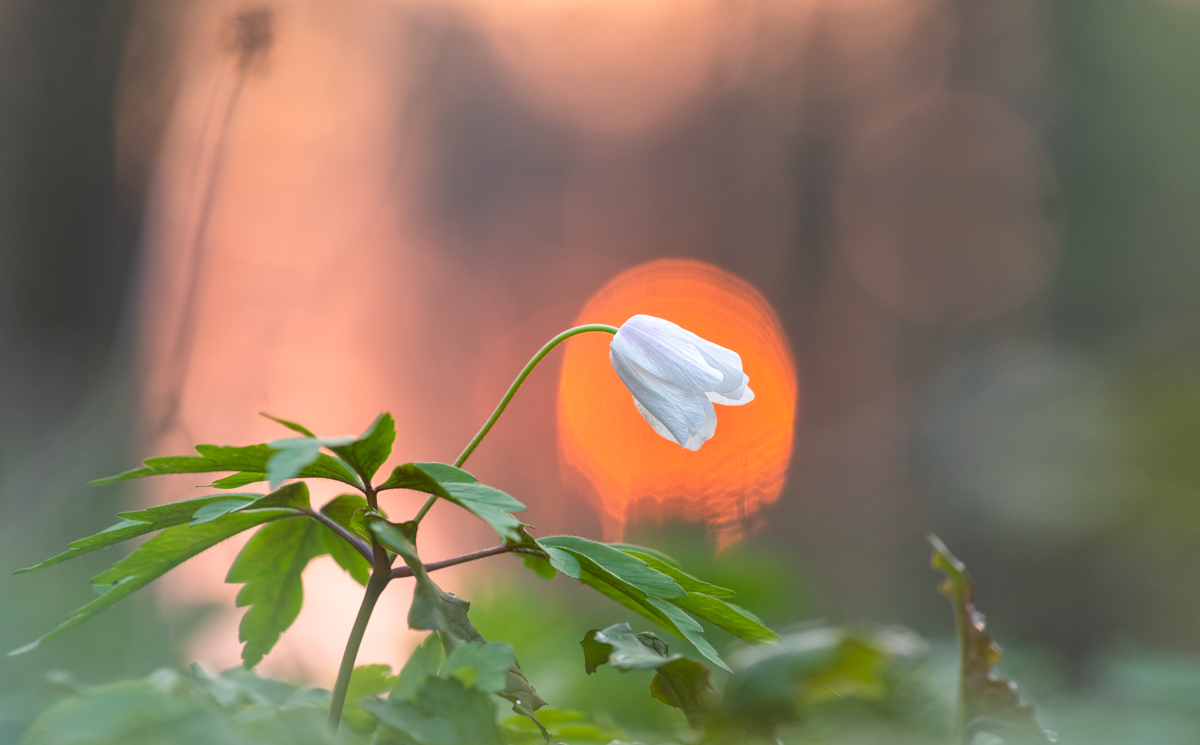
[413,323,618,524]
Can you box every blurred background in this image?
[2,0,1200,742]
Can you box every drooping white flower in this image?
[609,314,754,450]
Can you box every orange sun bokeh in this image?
[557,259,798,547]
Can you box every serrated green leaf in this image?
[393,635,446,701]
[323,413,395,483]
[11,510,292,655]
[442,642,515,694]
[320,495,371,585]
[361,676,502,745]
[931,535,1057,745]
[227,514,333,667]
[190,498,257,525]
[209,471,267,489]
[91,442,359,487]
[538,536,684,600]
[15,495,267,575]
[616,547,735,598]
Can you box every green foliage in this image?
[581,623,712,729]
[378,462,526,542]
[90,443,359,489]
[931,535,1058,745]
[362,676,504,745]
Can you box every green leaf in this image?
[650,658,713,730]
[376,464,525,542]
[91,442,359,488]
[327,413,396,483]
[11,509,292,656]
[226,514,332,667]
[209,471,267,489]
[320,495,371,585]
[931,535,1058,745]
[537,536,684,599]
[190,498,257,525]
[542,546,581,578]
[379,528,548,738]
[240,482,312,511]
[347,664,399,701]
[378,462,477,491]
[667,594,779,644]
[15,494,272,575]
[266,438,355,489]
[521,554,556,579]
[616,546,735,598]
[361,676,503,745]
[579,623,712,729]
[644,598,730,673]
[721,625,923,736]
[392,634,445,701]
[581,623,675,674]
[260,412,317,438]
[442,642,516,694]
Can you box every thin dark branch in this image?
[390,544,538,579]
[301,508,372,563]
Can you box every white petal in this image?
[688,333,751,399]
[707,379,754,406]
[613,315,723,393]
[633,398,679,444]
[610,347,712,448]
[684,398,718,450]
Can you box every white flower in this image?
[609,314,754,451]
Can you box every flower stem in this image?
[412,323,618,524]
[328,541,391,731]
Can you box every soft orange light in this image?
[557,259,797,547]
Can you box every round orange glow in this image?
[557,259,797,546]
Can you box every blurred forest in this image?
[2,0,1200,742]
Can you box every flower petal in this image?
[610,347,712,448]
[613,315,723,392]
[707,382,755,406]
[687,332,753,400]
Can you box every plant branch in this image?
[414,323,618,524]
[300,508,371,563]
[389,543,535,579]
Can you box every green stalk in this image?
[412,323,618,524]
[328,539,390,731]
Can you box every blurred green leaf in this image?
[11,509,292,656]
[341,664,400,735]
[442,642,516,694]
[361,676,502,745]
[650,659,712,730]
[721,625,920,737]
[931,535,1057,745]
[260,412,317,438]
[392,635,445,701]
[226,514,333,667]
